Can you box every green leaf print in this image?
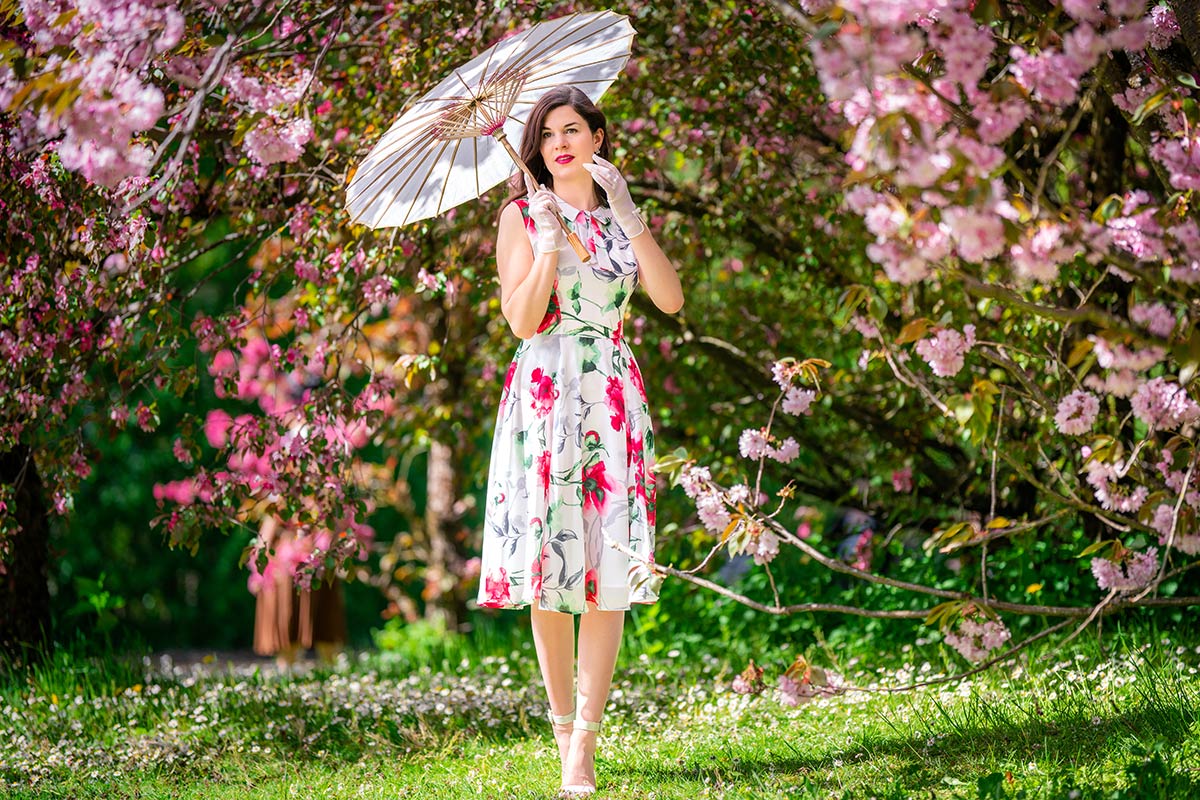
[570,281,582,313]
[581,338,601,366]
[582,360,597,373]
[606,288,627,312]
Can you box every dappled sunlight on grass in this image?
[2,636,1199,798]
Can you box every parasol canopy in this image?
[346,9,635,261]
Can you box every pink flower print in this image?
[584,568,599,605]
[499,361,518,410]
[587,214,602,254]
[627,432,649,503]
[576,211,600,254]
[612,318,624,345]
[582,460,612,514]
[628,359,647,402]
[537,449,552,500]
[518,200,537,235]
[531,547,546,600]
[627,431,644,469]
[537,284,561,334]
[481,568,512,607]
[530,368,559,418]
[606,376,626,431]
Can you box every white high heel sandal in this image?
[558,716,601,798]
[549,707,577,727]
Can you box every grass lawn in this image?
[2,633,1199,799]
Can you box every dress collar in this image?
[549,190,608,216]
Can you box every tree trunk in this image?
[0,445,51,664]
[1171,0,1200,67]
[1087,90,1128,204]
[424,438,464,628]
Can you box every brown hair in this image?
[502,86,611,209]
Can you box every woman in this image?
[476,85,684,797]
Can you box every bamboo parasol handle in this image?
[492,130,591,263]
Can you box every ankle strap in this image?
[573,718,601,732]
[549,708,576,726]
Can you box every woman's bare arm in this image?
[628,225,683,314]
[497,202,559,339]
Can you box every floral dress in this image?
[477,191,658,614]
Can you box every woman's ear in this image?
[593,128,604,154]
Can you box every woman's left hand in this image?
[583,155,644,237]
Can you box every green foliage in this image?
[371,616,465,669]
[65,573,125,635]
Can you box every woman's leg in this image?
[531,603,576,769]
[564,605,624,789]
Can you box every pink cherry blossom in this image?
[739,428,770,459]
[1010,224,1076,284]
[695,491,731,533]
[726,484,751,506]
[782,387,816,416]
[767,437,800,464]
[1009,47,1082,107]
[867,240,932,284]
[1148,503,1200,555]
[1130,302,1177,337]
[1149,4,1181,49]
[944,616,1011,663]
[679,465,712,499]
[1084,459,1149,512]
[771,359,800,390]
[777,674,804,706]
[1060,0,1105,24]
[969,92,1030,144]
[173,439,193,465]
[244,118,315,167]
[1054,390,1100,435]
[942,207,1007,263]
[753,528,780,565]
[1130,377,1200,430]
[1091,548,1158,592]
[915,324,976,377]
[1088,336,1164,371]
[1083,369,1140,398]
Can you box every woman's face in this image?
[539,104,603,183]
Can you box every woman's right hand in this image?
[525,174,565,254]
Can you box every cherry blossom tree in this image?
[4,0,1200,682]
[0,0,515,652]
[649,0,1200,689]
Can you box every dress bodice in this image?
[515,193,640,340]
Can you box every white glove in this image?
[583,155,645,238]
[524,174,565,254]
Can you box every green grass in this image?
[2,633,1199,799]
